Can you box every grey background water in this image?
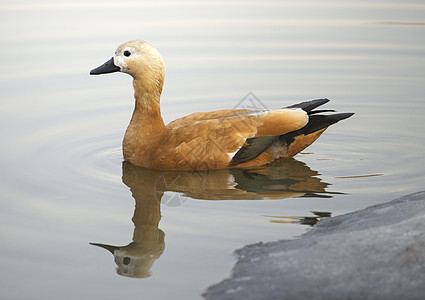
[1,1,424,299]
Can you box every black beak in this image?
[90,57,120,75]
[90,242,120,255]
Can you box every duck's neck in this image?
[123,79,166,163]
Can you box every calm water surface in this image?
[1,1,425,299]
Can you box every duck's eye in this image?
[123,50,131,57]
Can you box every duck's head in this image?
[90,40,165,93]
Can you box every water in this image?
[1,1,424,299]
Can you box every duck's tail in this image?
[283,99,354,136]
[275,99,354,159]
[229,99,354,166]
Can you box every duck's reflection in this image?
[90,159,341,278]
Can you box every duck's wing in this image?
[164,114,262,169]
[164,108,308,169]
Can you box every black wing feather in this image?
[229,136,277,166]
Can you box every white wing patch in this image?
[227,141,247,160]
[227,149,240,160]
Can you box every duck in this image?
[90,40,353,170]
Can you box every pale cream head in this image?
[113,40,165,94]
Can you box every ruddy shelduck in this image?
[90,40,353,170]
